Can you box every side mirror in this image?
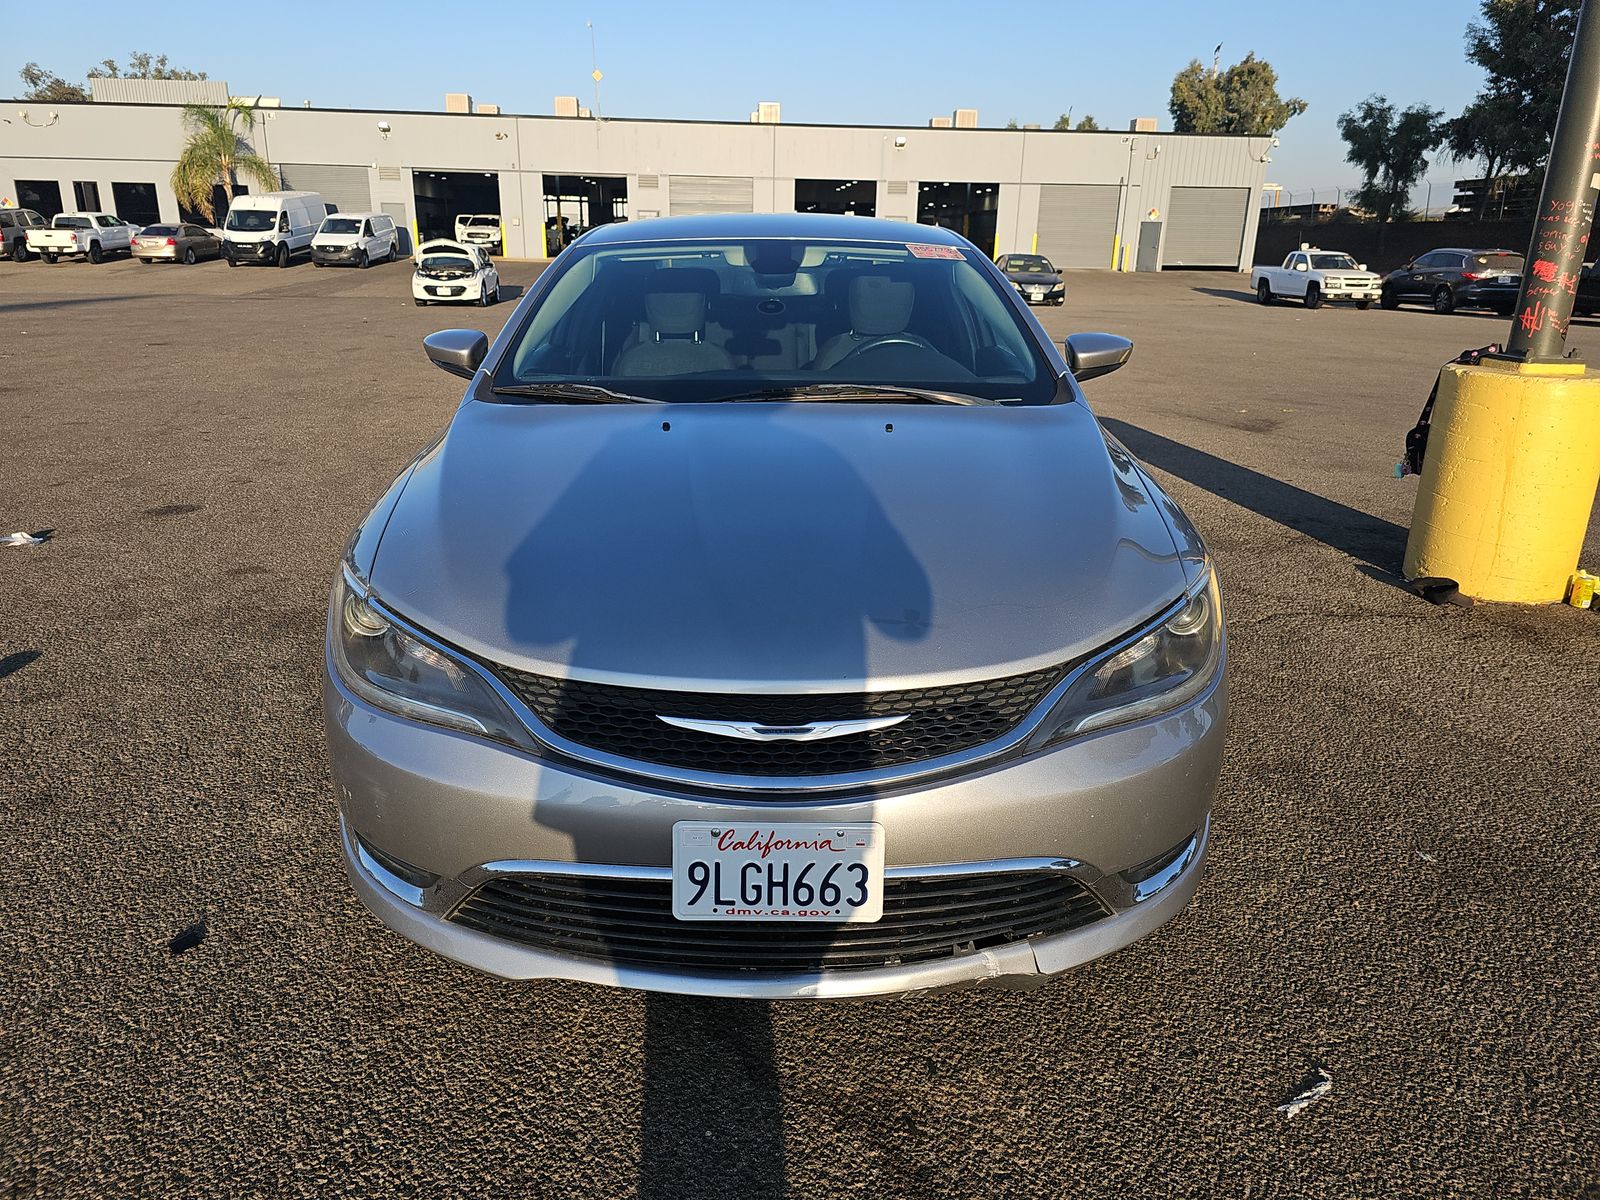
[1294,261,1308,271]
[1064,332,1133,382]
[1358,263,1368,272]
[423,329,489,379]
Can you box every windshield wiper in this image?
[712,384,998,406]
[490,382,661,404]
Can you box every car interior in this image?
[508,243,1042,392]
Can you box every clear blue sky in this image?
[5,0,1490,206]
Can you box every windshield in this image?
[321,218,361,234]
[1310,254,1358,270]
[54,216,92,229]
[421,254,476,273]
[1005,255,1055,273]
[494,237,1054,404]
[225,209,277,232]
[465,216,498,226]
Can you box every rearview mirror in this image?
[423,329,489,379]
[1064,332,1133,382]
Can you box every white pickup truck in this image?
[25,211,139,264]
[1251,247,1382,309]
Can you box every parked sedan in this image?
[326,214,1225,999]
[1380,248,1524,314]
[997,253,1066,305]
[133,223,224,264]
[411,239,499,306]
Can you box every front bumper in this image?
[224,240,277,264]
[412,278,482,302]
[323,650,1226,998]
[312,245,359,265]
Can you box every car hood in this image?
[315,233,360,247]
[368,399,1189,691]
[1007,272,1062,285]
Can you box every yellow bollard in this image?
[1403,358,1600,604]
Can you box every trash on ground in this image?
[3,532,43,547]
[1415,850,1438,863]
[1276,1066,1333,1118]
[1567,570,1597,610]
[169,920,208,956]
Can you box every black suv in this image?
[1380,248,1524,315]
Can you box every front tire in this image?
[1256,279,1273,304]
[1304,283,1322,310]
[414,298,427,306]
[1432,286,1455,315]
[356,249,368,269]
[275,243,291,269]
[87,241,104,264]
[1380,287,1399,310]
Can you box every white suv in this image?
[454,214,502,253]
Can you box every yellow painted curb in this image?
[1404,359,1600,603]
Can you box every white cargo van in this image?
[222,191,328,268]
[311,212,399,267]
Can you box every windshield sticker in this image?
[906,243,964,260]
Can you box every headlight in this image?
[330,572,534,748]
[1033,569,1222,745]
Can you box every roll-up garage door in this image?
[275,164,373,215]
[1035,184,1120,269]
[669,175,754,216]
[1164,186,1249,267]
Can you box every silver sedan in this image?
[133,223,223,265]
[323,214,1226,999]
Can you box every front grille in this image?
[449,869,1108,973]
[494,663,1068,777]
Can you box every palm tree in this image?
[170,101,279,223]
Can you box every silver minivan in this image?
[312,212,400,268]
[324,214,1226,1000]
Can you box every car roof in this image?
[1432,247,1523,255]
[578,212,971,247]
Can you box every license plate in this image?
[672,821,885,922]
[1498,275,1515,285]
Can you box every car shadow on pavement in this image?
[638,997,787,1198]
[1101,417,1408,574]
[497,284,526,302]
[0,296,157,314]
[1191,287,1259,304]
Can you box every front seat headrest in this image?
[645,291,708,336]
[850,276,915,337]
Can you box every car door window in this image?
[362,220,373,238]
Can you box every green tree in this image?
[88,52,207,81]
[1005,118,1019,130]
[1462,0,1578,173]
[1053,113,1072,130]
[1338,95,1445,222]
[18,63,88,102]
[170,102,278,223]
[1445,93,1524,217]
[1169,52,1306,134]
[1075,115,1100,131]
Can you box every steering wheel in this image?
[836,333,938,363]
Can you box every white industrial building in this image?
[2,88,1270,268]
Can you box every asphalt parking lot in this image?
[2,251,1597,1199]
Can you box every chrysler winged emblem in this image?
[656,714,908,742]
